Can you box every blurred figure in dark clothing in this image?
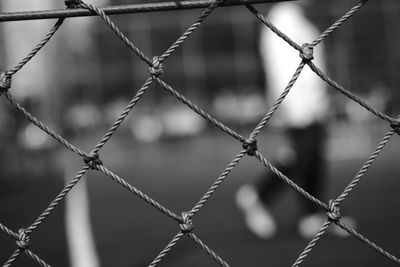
[236,1,355,239]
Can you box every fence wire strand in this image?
[0,0,399,266]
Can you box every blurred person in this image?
[61,103,101,267]
[236,1,355,239]
[2,0,107,265]
[1,2,72,266]
[59,1,110,266]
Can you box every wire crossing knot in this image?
[149,57,163,79]
[179,212,194,233]
[83,152,103,169]
[16,229,30,250]
[390,119,400,135]
[0,72,11,91]
[327,200,341,222]
[242,138,258,156]
[300,43,314,61]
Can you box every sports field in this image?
[0,123,399,267]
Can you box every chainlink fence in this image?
[0,0,399,266]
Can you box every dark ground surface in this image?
[0,126,399,267]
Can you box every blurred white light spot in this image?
[161,107,205,137]
[24,124,48,149]
[131,115,163,143]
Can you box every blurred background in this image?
[0,0,399,266]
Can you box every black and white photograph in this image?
[0,0,399,266]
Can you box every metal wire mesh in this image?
[0,0,399,266]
